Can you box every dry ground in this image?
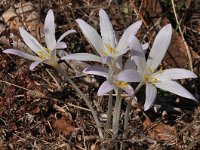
[0,0,200,149]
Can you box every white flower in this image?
[3,9,76,70]
[83,65,140,96]
[61,9,142,65]
[129,24,197,111]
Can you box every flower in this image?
[83,65,140,96]
[61,9,142,66]
[3,9,76,70]
[129,24,197,111]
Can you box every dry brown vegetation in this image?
[0,0,200,149]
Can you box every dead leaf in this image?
[27,90,46,99]
[164,30,199,68]
[52,116,78,136]
[1,2,43,40]
[91,143,100,150]
[143,119,177,142]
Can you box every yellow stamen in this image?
[45,48,51,53]
[37,48,51,59]
[38,50,45,59]
[144,74,158,83]
[148,67,153,74]
[105,44,116,54]
[114,80,128,88]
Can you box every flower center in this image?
[105,44,116,54]
[144,74,158,83]
[144,67,163,83]
[113,80,128,88]
[100,44,116,56]
[37,48,51,59]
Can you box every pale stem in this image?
[123,82,144,138]
[55,64,104,139]
[105,90,113,138]
[112,89,122,139]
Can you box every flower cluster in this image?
[3,9,197,111]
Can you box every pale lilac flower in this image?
[83,66,140,96]
[61,9,142,65]
[129,24,197,111]
[3,9,76,70]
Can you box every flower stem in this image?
[105,90,113,138]
[112,89,122,139]
[123,82,143,138]
[55,65,104,139]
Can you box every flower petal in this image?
[124,59,137,70]
[155,68,197,81]
[98,81,114,96]
[101,56,113,64]
[129,35,147,75]
[142,43,149,54]
[3,49,40,61]
[29,60,44,70]
[61,53,102,63]
[144,83,157,111]
[83,66,109,78]
[147,24,172,71]
[44,9,56,50]
[19,28,45,54]
[122,84,134,96]
[55,42,67,49]
[99,9,116,48]
[154,80,197,101]
[76,19,104,55]
[56,30,76,46]
[117,69,141,82]
[116,20,142,56]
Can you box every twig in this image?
[55,65,104,139]
[130,0,149,29]
[0,79,29,91]
[171,0,193,72]
[66,102,91,112]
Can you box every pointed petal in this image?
[98,81,114,96]
[3,49,40,61]
[44,9,56,50]
[142,43,149,54]
[116,20,142,56]
[122,84,134,96]
[99,9,116,48]
[117,69,141,82]
[57,50,68,57]
[76,19,104,55]
[154,80,197,101]
[19,28,45,54]
[55,42,67,49]
[156,68,197,81]
[142,43,149,50]
[147,24,172,71]
[29,60,43,70]
[61,53,102,63]
[83,66,109,78]
[129,35,147,75]
[56,30,76,46]
[144,84,157,111]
